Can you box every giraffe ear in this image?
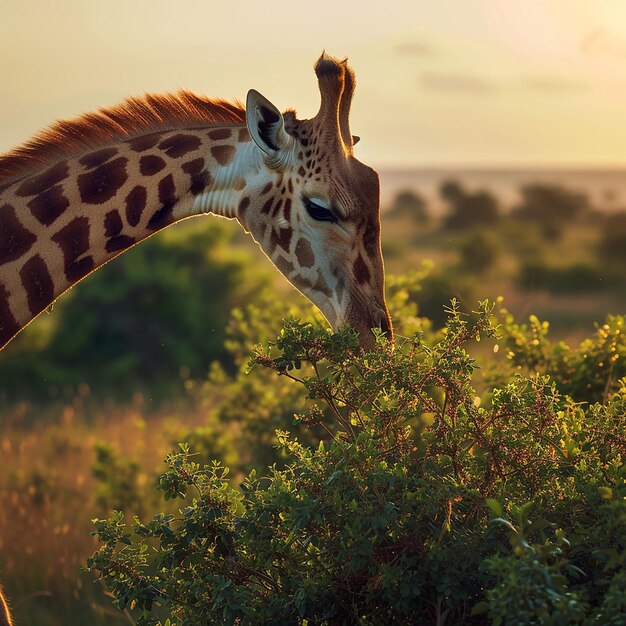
[246,89,293,156]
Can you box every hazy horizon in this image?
[377,164,626,210]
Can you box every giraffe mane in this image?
[0,91,246,185]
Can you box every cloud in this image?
[395,41,433,57]
[581,29,626,59]
[418,72,497,95]
[417,71,586,97]
[523,76,588,94]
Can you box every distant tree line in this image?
[388,179,598,236]
[385,178,626,316]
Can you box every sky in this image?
[2,0,626,168]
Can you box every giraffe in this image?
[0,54,392,622]
[0,53,392,354]
[0,54,391,356]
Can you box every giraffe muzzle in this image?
[376,307,393,340]
[370,302,393,345]
[345,301,393,351]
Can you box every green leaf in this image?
[486,498,503,517]
[470,601,489,616]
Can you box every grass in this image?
[0,402,207,626]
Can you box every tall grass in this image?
[0,400,206,626]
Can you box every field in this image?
[1,172,625,624]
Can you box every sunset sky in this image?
[2,0,626,168]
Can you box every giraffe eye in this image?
[303,197,337,223]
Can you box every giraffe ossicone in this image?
[0,53,392,352]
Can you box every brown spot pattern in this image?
[238,196,250,216]
[0,204,36,265]
[208,128,232,140]
[16,161,69,197]
[238,128,250,142]
[80,147,118,169]
[104,210,123,237]
[275,226,292,253]
[261,182,272,195]
[27,184,69,226]
[274,255,294,276]
[147,174,177,230]
[295,238,314,268]
[362,219,380,256]
[211,145,235,166]
[78,156,129,205]
[127,133,162,152]
[52,217,95,283]
[272,199,283,217]
[159,134,202,158]
[283,198,292,221]
[159,174,177,204]
[106,235,136,253]
[0,282,20,347]
[261,198,273,215]
[313,274,332,298]
[125,185,147,227]
[20,254,54,316]
[181,158,210,195]
[181,157,204,176]
[353,253,371,284]
[139,155,166,176]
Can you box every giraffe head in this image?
[239,53,392,350]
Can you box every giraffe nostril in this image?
[379,316,391,336]
[374,308,393,340]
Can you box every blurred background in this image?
[1,1,625,624]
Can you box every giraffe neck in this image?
[0,125,255,348]
[191,138,263,218]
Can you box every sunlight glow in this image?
[2,0,626,167]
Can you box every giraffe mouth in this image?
[340,301,393,351]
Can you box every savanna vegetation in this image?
[1,179,625,625]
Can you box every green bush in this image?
[414,270,477,329]
[87,300,625,626]
[512,184,591,241]
[178,270,432,476]
[92,442,146,516]
[515,261,618,294]
[387,189,429,223]
[598,212,626,267]
[441,180,500,230]
[489,306,626,403]
[459,231,501,275]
